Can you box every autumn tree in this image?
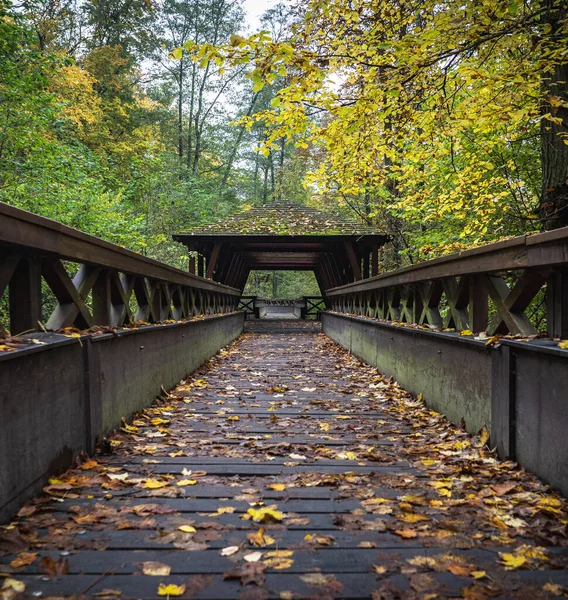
[181,0,568,260]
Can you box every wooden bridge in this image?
[1,202,568,599]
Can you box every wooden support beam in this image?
[189,254,196,274]
[42,260,97,330]
[8,256,41,334]
[0,254,20,299]
[197,254,205,278]
[206,243,223,280]
[343,241,362,281]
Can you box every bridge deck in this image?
[1,323,567,598]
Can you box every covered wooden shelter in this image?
[173,202,387,293]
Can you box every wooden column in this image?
[197,254,205,278]
[363,250,370,280]
[189,254,196,274]
[547,267,568,338]
[8,256,41,335]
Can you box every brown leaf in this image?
[38,556,69,578]
[222,562,266,586]
[0,531,28,557]
[185,575,214,599]
[10,552,37,569]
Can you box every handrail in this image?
[0,203,240,336]
[326,227,568,338]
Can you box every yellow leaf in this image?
[226,416,239,421]
[472,571,486,579]
[499,553,526,569]
[317,422,330,431]
[143,479,169,489]
[1,579,26,593]
[176,480,197,486]
[210,506,236,515]
[476,425,490,447]
[247,528,275,547]
[81,460,98,470]
[394,529,418,539]
[157,583,186,597]
[263,550,294,569]
[246,506,285,523]
[178,525,196,533]
[558,340,568,349]
[460,330,473,336]
[141,561,171,576]
[267,483,286,491]
[398,512,429,523]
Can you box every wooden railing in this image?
[0,203,240,336]
[238,296,326,320]
[326,228,568,337]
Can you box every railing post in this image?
[92,270,111,325]
[547,267,568,338]
[469,275,488,333]
[9,256,41,334]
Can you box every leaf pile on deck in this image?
[1,327,567,599]
[186,201,380,236]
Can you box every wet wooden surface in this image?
[1,321,567,599]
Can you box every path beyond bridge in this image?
[2,322,567,599]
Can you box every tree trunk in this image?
[539,0,568,229]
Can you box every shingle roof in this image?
[185,202,381,236]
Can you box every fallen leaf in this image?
[176,479,197,486]
[143,479,169,489]
[499,552,526,570]
[178,525,197,533]
[220,546,240,556]
[222,562,266,586]
[9,551,37,569]
[246,506,285,523]
[393,529,418,539]
[244,552,263,562]
[38,555,69,578]
[80,459,98,470]
[157,583,186,597]
[92,590,122,598]
[267,483,286,491]
[141,561,171,576]
[247,528,275,547]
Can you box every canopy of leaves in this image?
[182,0,568,261]
[187,201,381,235]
